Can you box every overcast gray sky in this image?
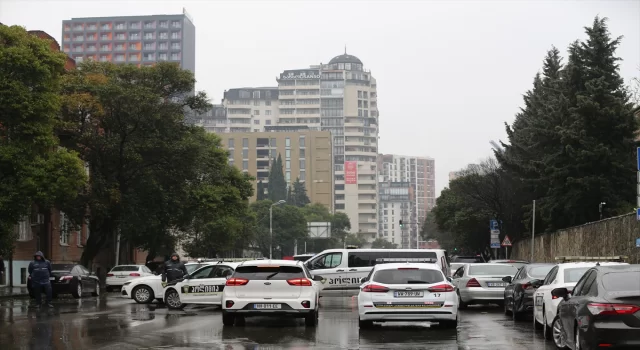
[2,0,639,196]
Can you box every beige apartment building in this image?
[218,130,333,208]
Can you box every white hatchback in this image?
[357,263,458,329]
[106,265,153,291]
[221,260,323,327]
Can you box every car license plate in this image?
[394,291,424,297]
[487,282,507,287]
[49,277,56,281]
[254,303,281,310]
[117,276,126,278]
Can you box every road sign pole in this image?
[505,245,508,259]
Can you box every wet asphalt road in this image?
[0,293,556,350]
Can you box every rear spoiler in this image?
[555,256,628,263]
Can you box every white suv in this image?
[357,262,458,329]
[221,260,323,327]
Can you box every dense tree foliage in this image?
[432,17,637,255]
[370,239,397,249]
[288,178,310,207]
[0,25,86,255]
[250,200,308,257]
[267,155,287,202]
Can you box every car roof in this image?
[239,259,303,267]
[556,262,628,269]
[374,263,442,271]
[594,265,640,273]
[465,263,515,266]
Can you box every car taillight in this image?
[60,276,73,281]
[106,273,114,277]
[362,284,389,293]
[522,283,531,290]
[428,284,455,292]
[129,273,140,277]
[587,303,640,316]
[287,278,313,286]
[225,300,235,308]
[225,278,249,286]
[466,278,481,287]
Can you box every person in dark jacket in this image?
[28,251,53,308]
[161,253,188,284]
[0,255,5,284]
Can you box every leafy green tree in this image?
[290,178,310,207]
[58,61,211,265]
[345,233,367,248]
[330,212,351,244]
[250,200,308,257]
[267,154,287,202]
[256,180,266,201]
[371,239,397,249]
[0,25,86,254]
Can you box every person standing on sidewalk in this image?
[28,251,53,308]
[0,255,5,284]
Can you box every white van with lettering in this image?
[305,249,451,291]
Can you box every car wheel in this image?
[457,293,468,309]
[133,285,154,304]
[91,285,100,297]
[72,283,82,299]
[552,316,568,349]
[358,319,374,329]
[305,310,318,327]
[164,289,184,310]
[222,312,235,326]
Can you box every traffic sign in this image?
[637,208,640,221]
[501,235,512,247]
[636,238,640,248]
[490,220,499,230]
[490,243,501,249]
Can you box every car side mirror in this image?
[551,287,569,300]
[360,277,369,284]
[502,276,512,283]
[530,279,543,288]
[447,277,453,283]
[225,275,231,280]
[313,275,323,282]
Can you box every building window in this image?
[335,203,345,210]
[266,100,271,106]
[300,171,306,181]
[286,160,291,170]
[59,211,70,245]
[144,33,154,40]
[299,149,305,158]
[300,159,306,170]
[171,32,181,39]
[130,33,140,40]
[265,119,272,125]
[285,138,291,147]
[242,138,249,148]
[265,110,272,116]
[253,119,260,125]
[242,161,248,170]
[159,32,168,39]
[286,171,291,182]
[158,53,168,61]
[170,53,180,60]
[299,136,306,147]
[253,110,260,115]
[270,149,277,158]
[171,21,181,28]
[171,43,181,50]
[242,149,249,159]
[270,138,276,147]
[159,42,168,50]
[16,218,32,241]
[159,21,169,28]
[285,149,291,159]
[229,159,234,167]
[228,138,235,148]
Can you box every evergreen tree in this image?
[256,180,266,201]
[290,178,310,207]
[267,154,287,201]
[286,185,293,203]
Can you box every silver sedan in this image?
[451,263,519,308]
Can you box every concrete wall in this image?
[510,213,640,264]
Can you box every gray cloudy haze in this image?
[1,0,639,196]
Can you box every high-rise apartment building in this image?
[217,131,333,208]
[61,11,195,72]
[198,53,379,241]
[378,154,436,248]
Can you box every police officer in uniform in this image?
[161,253,188,286]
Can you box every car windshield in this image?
[528,266,554,278]
[110,266,139,272]
[373,269,444,284]
[469,265,517,276]
[51,264,74,272]
[564,267,591,283]
[185,264,201,274]
[234,265,304,280]
[602,271,640,292]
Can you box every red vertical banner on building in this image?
[345,161,357,184]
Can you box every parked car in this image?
[106,265,154,292]
[552,265,640,349]
[451,255,485,263]
[503,263,554,320]
[451,263,518,308]
[489,260,529,270]
[532,261,628,340]
[450,263,464,277]
[164,262,240,310]
[28,264,100,299]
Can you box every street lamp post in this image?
[599,202,606,220]
[270,200,286,259]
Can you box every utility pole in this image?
[269,200,286,259]
[530,200,535,262]
[599,202,606,220]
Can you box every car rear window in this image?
[373,269,444,284]
[234,265,305,280]
[602,271,640,292]
[453,256,484,263]
[51,264,74,272]
[110,266,139,272]
[469,265,517,276]
[528,266,554,278]
[564,267,590,283]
